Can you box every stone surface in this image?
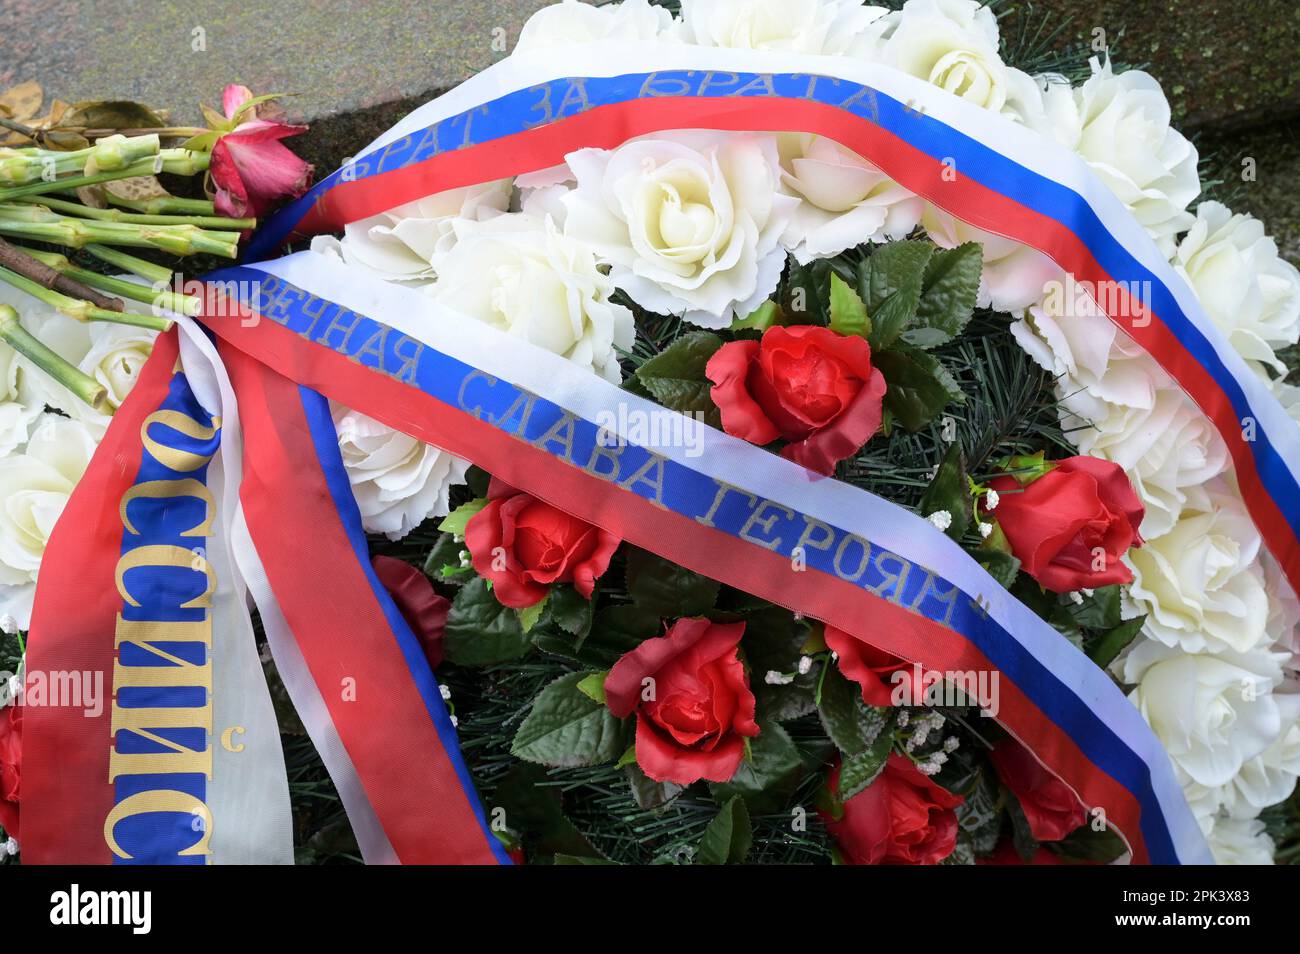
[0,0,549,126]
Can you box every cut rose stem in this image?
[15,246,201,317]
[83,244,173,284]
[0,265,172,332]
[11,195,255,231]
[0,234,125,311]
[0,304,107,411]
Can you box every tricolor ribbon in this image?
[28,43,1285,865]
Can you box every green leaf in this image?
[1089,614,1146,669]
[731,299,787,331]
[438,498,488,537]
[624,763,683,809]
[633,331,724,426]
[444,577,533,666]
[492,763,601,860]
[956,769,1003,855]
[1049,821,1127,863]
[510,671,631,767]
[858,240,932,351]
[517,595,548,633]
[973,548,1021,589]
[817,666,894,756]
[783,257,831,325]
[875,345,963,432]
[1070,584,1123,630]
[918,443,972,540]
[828,272,871,339]
[739,606,817,722]
[548,584,596,640]
[625,547,720,616]
[576,671,608,704]
[710,720,804,813]
[837,728,893,801]
[422,532,467,581]
[60,99,167,131]
[904,242,982,349]
[696,796,752,865]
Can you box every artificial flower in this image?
[333,404,469,541]
[1205,815,1275,866]
[426,214,634,383]
[559,131,798,328]
[988,455,1144,593]
[311,180,511,285]
[464,479,620,609]
[372,555,450,670]
[707,324,886,475]
[1124,491,1270,656]
[676,0,887,56]
[978,840,1066,865]
[823,624,922,706]
[1069,58,1199,256]
[989,737,1087,842]
[604,617,759,785]
[515,0,676,52]
[208,84,313,219]
[778,133,922,263]
[1172,201,1300,379]
[822,752,963,865]
[0,703,19,839]
[0,414,97,629]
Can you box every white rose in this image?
[1217,693,1300,819]
[0,342,41,458]
[1172,201,1300,379]
[778,133,922,263]
[427,214,634,383]
[1125,492,1270,655]
[677,0,887,56]
[1012,283,1169,409]
[865,0,1046,125]
[332,405,469,541]
[1205,815,1275,865]
[923,205,1062,313]
[515,0,676,53]
[0,414,97,628]
[1126,643,1284,789]
[311,180,511,284]
[561,131,798,327]
[1072,58,1199,256]
[1057,385,1226,539]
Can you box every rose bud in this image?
[823,624,923,707]
[706,324,886,475]
[464,479,619,610]
[987,456,1144,593]
[989,737,1087,842]
[604,618,759,785]
[821,752,963,865]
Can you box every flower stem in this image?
[0,304,107,411]
[0,265,172,331]
[0,134,162,186]
[0,150,210,202]
[0,235,126,311]
[8,195,255,231]
[83,245,173,284]
[103,194,217,216]
[0,207,238,258]
[16,246,200,317]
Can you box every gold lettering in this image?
[140,411,218,473]
[104,791,211,859]
[120,479,214,537]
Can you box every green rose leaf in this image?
[710,720,804,813]
[444,577,534,666]
[517,593,549,633]
[625,547,720,616]
[575,670,608,704]
[973,547,1021,589]
[731,299,788,331]
[857,240,932,351]
[624,763,684,810]
[837,727,893,801]
[1050,821,1127,863]
[548,583,596,640]
[438,498,488,538]
[828,272,871,339]
[510,671,631,767]
[422,532,469,581]
[1089,614,1146,669]
[904,242,982,349]
[1070,584,1123,630]
[696,795,753,865]
[783,256,831,325]
[633,331,724,426]
[918,443,972,540]
[817,665,894,756]
[875,344,964,432]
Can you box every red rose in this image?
[823,625,923,707]
[604,618,759,785]
[464,480,620,609]
[988,456,1144,593]
[706,325,886,475]
[978,840,1065,865]
[822,753,963,865]
[989,737,1087,842]
[372,555,449,670]
[0,704,20,839]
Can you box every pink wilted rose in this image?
[207,84,312,219]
